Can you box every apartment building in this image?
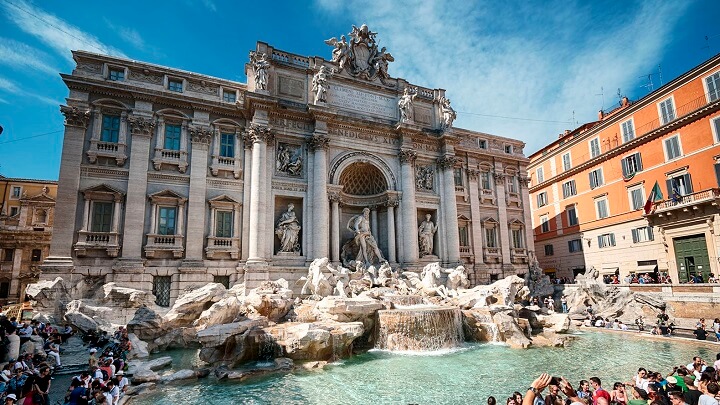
[528,53,720,282]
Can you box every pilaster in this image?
[245,123,273,265]
[438,155,460,265]
[184,125,212,260]
[494,170,512,269]
[399,148,419,265]
[308,130,330,259]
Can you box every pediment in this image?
[149,189,186,200]
[81,184,124,196]
[482,217,498,224]
[208,194,240,204]
[457,214,470,221]
[508,218,524,226]
[23,193,56,202]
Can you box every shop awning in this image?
[543,268,556,274]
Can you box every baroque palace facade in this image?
[42,26,532,306]
[529,53,720,282]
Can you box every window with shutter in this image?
[621,120,635,143]
[713,117,720,143]
[707,72,720,102]
[659,98,675,124]
[631,228,638,243]
[715,163,720,187]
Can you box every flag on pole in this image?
[643,181,663,214]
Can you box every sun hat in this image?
[666,376,677,384]
[116,371,124,375]
[6,393,17,400]
[89,348,97,353]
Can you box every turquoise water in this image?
[134,332,719,405]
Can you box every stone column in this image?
[439,155,460,265]
[330,193,341,263]
[308,133,330,259]
[467,169,484,264]
[121,116,155,258]
[185,126,212,260]
[82,199,90,231]
[399,149,419,265]
[241,139,252,260]
[370,206,378,237]
[177,201,186,237]
[246,124,272,264]
[519,175,534,256]
[386,199,398,263]
[9,248,23,298]
[112,198,121,233]
[494,172,512,267]
[43,106,91,271]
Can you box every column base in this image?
[38,256,75,280]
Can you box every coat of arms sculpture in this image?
[325,24,395,86]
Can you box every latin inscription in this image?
[327,84,397,119]
[269,117,314,133]
[329,127,400,146]
[415,107,432,125]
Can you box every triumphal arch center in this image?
[42,25,533,306]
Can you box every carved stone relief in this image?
[415,165,435,192]
[276,143,303,177]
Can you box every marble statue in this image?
[439,97,457,130]
[370,46,394,84]
[398,87,417,122]
[324,24,395,85]
[312,66,332,104]
[276,143,303,176]
[275,203,301,253]
[298,258,333,297]
[415,166,434,192]
[347,207,386,266]
[418,214,438,258]
[250,51,270,91]
[324,35,350,72]
[444,265,469,293]
[404,263,449,298]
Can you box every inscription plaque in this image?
[279,75,305,98]
[327,84,397,119]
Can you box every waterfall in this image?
[375,307,464,351]
[482,322,501,343]
[256,333,279,365]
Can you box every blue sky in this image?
[0,0,717,180]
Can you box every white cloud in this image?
[201,0,217,12]
[1,0,126,62]
[0,78,21,94]
[315,1,691,155]
[104,18,146,51]
[0,38,59,75]
[0,77,61,106]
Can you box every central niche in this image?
[339,162,387,196]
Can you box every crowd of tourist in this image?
[548,272,718,285]
[487,354,720,405]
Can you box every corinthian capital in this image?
[398,149,417,164]
[307,134,330,151]
[244,123,273,144]
[127,116,156,137]
[189,125,213,145]
[436,155,458,169]
[60,105,91,128]
[467,168,480,179]
[493,172,506,184]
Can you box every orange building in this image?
[528,53,720,282]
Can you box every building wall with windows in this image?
[0,177,57,303]
[42,34,533,306]
[529,53,720,282]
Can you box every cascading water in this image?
[375,306,464,351]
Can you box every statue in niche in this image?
[275,203,301,254]
[249,51,270,91]
[398,87,417,122]
[312,66,332,104]
[415,166,434,192]
[418,214,438,258]
[439,96,457,130]
[346,207,386,267]
[276,143,303,176]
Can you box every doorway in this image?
[673,234,711,283]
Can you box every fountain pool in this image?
[130,332,719,405]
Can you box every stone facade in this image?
[0,177,57,303]
[42,28,532,306]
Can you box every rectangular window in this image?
[544,244,554,256]
[215,211,233,238]
[567,206,578,226]
[629,187,644,211]
[213,275,230,289]
[481,171,491,189]
[562,180,576,198]
[222,90,236,103]
[536,192,548,208]
[91,202,113,233]
[0,282,8,299]
[562,152,571,171]
[485,227,497,248]
[621,153,643,178]
[621,119,635,143]
[707,72,720,102]
[505,145,513,154]
[478,139,487,149]
[597,233,616,248]
[158,207,177,235]
[507,176,518,193]
[589,168,604,189]
[458,226,469,247]
[31,249,42,262]
[536,167,544,183]
[168,78,183,92]
[453,168,463,187]
[713,117,720,143]
[715,163,720,187]
[666,174,693,198]
[108,68,124,81]
[589,137,601,158]
[631,226,655,243]
[540,215,549,233]
[659,98,676,124]
[220,133,235,158]
[2,249,13,262]
[101,115,121,143]
[153,276,172,307]
[11,187,21,198]
[568,239,583,253]
[664,135,682,160]
[595,197,609,219]
[164,124,182,150]
[511,229,523,248]
[9,207,18,217]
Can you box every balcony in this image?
[152,148,188,173]
[205,236,240,259]
[480,188,495,204]
[511,248,528,264]
[144,234,185,258]
[483,247,501,263]
[210,155,242,179]
[507,191,521,207]
[649,188,720,217]
[74,231,121,257]
[87,140,127,166]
